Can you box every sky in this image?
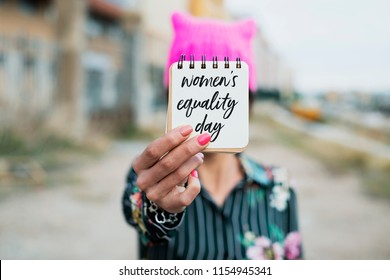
[225,0,390,93]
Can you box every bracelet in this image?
[147,200,179,225]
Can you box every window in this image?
[0,53,5,67]
[86,17,103,38]
[107,24,123,41]
[149,65,165,108]
[23,54,35,69]
[85,69,103,113]
[19,0,39,14]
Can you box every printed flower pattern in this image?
[130,191,147,234]
[270,167,290,211]
[241,230,301,260]
[284,232,301,260]
[246,236,284,260]
[270,185,291,211]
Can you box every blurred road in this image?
[273,107,390,161]
[248,121,390,259]
[1,120,390,259]
[0,142,142,260]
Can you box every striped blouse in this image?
[122,154,302,260]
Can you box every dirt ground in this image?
[1,117,390,259]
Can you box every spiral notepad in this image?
[167,55,249,153]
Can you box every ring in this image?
[177,178,187,188]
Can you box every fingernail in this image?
[197,152,204,159]
[197,133,211,146]
[191,170,198,178]
[179,125,193,137]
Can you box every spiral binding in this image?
[212,56,218,69]
[178,54,185,69]
[189,54,195,69]
[224,57,229,69]
[236,57,241,69]
[178,55,242,69]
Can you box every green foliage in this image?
[115,123,156,140]
[0,130,27,155]
[0,130,77,157]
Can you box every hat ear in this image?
[165,12,258,91]
[237,19,257,39]
[171,11,191,32]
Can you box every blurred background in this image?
[0,0,389,259]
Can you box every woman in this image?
[122,12,302,260]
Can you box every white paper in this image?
[169,61,249,151]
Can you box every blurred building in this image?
[253,25,293,101]
[0,0,141,135]
[133,0,295,126]
[188,0,229,19]
[0,0,295,135]
[0,0,57,127]
[84,0,125,114]
[131,0,201,126]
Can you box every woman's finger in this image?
[140,133,210,187]
[133,125,193,173]
[177,169,201,206]
[144,153,204,203]
[159,169,201,213]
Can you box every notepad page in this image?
[168,60,249,153]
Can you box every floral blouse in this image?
[122,153,303,260]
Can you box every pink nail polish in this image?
[179,125,193,137]
[191,170,198,178]
[198,152,204,159]
[197,133,211,146]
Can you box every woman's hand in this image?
[132,125,210,213]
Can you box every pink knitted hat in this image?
[164,12,257,92]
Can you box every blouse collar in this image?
[237,153,274,188]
